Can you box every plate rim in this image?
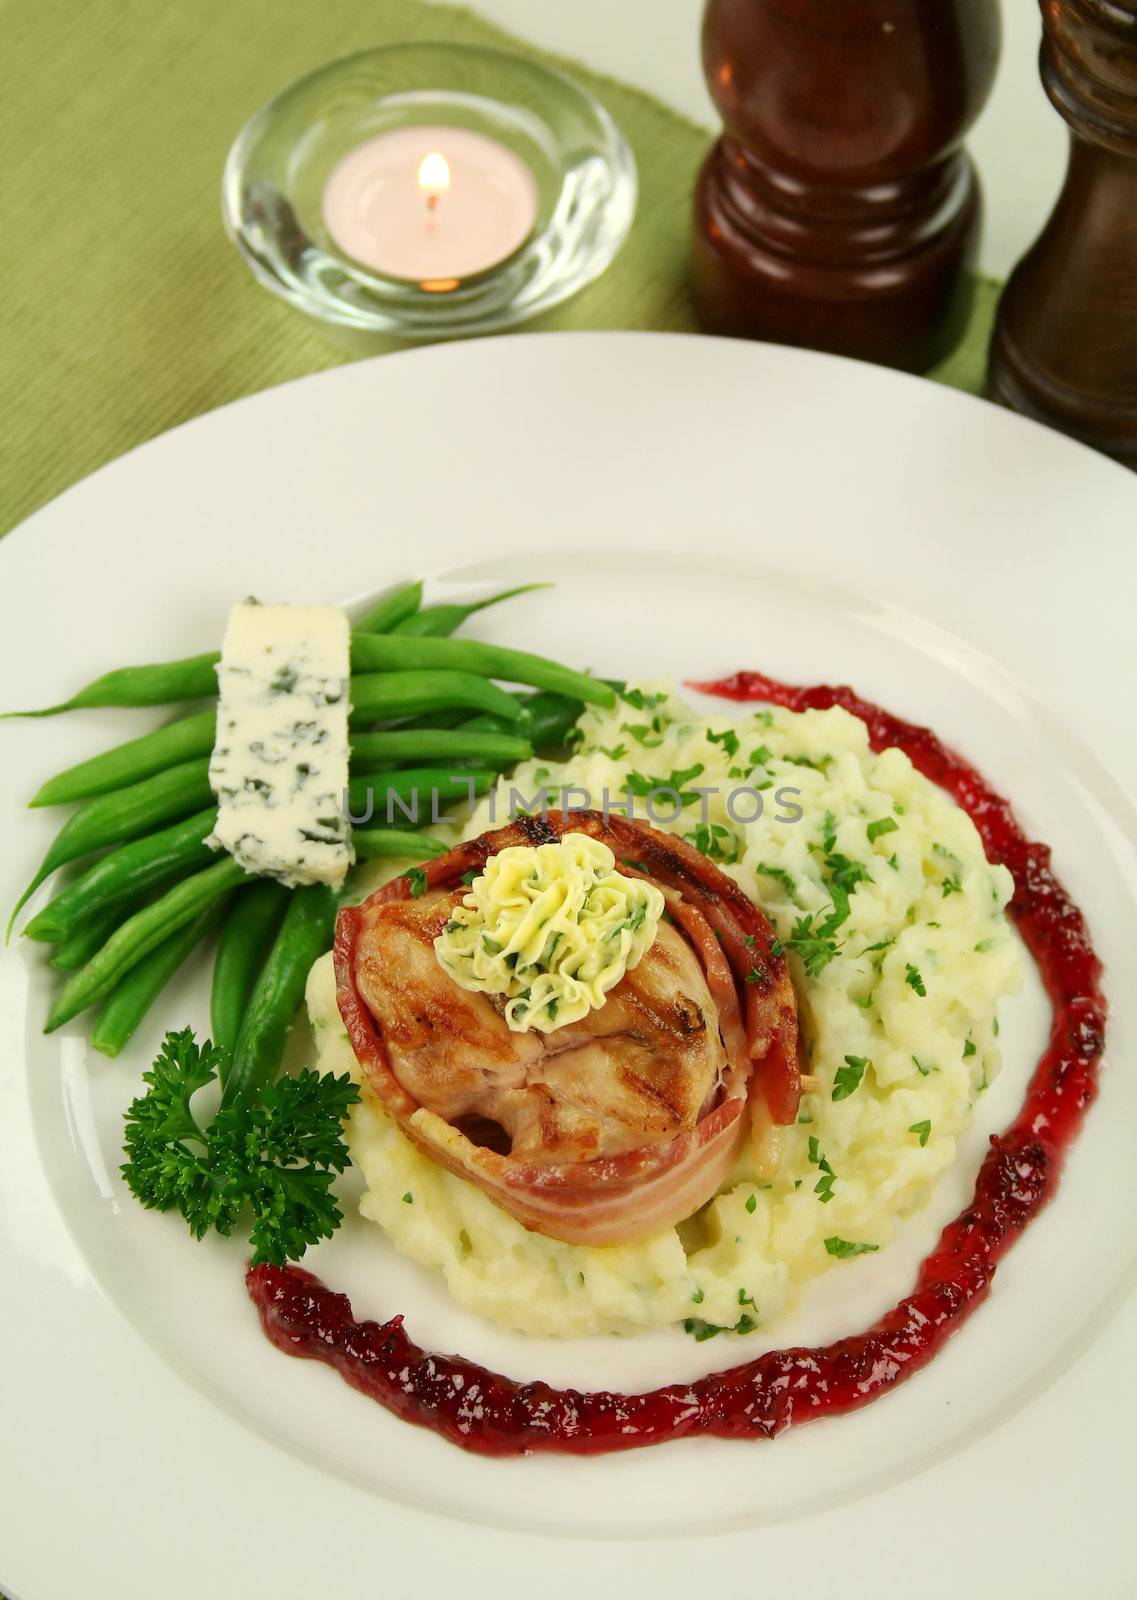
[3,330,1136,1597]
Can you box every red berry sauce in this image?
[247,671,1107,1457]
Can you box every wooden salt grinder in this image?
[988,1,1137,470]
[692,0,1002,372]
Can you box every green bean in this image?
[210,880,291,1055]
[350,727,531,771]
[30,709,217,808]
[3,652,220,719]
[45,857,246,1031]
[375,707,470,732]
[467,691,584,753]
[222,885,337,1106]
[50,901,141,972]
[353,580,423,635]
[392,583,550,637]
[518,692,588,753]
[23,808,217,945]
[10,760,214,935]
[8,579,425,720]
[350,635,614,709]
[90,898,231,1059]
[353,829,450,861]
[349,671,521,725]
[1,581,573,717]
[346,767,496,827]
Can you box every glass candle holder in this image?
[222,43,637,341]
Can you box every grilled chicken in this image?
[336,811,799,1246]
[354,886,727,1166]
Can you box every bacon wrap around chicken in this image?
[334,811,799,1246]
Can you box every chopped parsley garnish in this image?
[756,863,797,897]
[782,752,832,772]
[620,722,664,748]
[975,936,998,953]
[621,687,667,712]
[403,867,429,897]
[904,962,927,996]
[624,763,705,806]
[908,1120,932,1147]
[823,852,871,897]
[461,869,479,887]
[824,1237,879,1259]
[707,727,740,758]
[684,1313,760,1341]
[749,744,773,767]
[769,936,784,959]
[821,810,838,853]
[686,822,739,863]
[402,1192,414,1204]
[808,1136,837,1201]
[963,1038,977,1059]
[911,1055,933,1076]
[786,907,844,976]
[615,903,648,937]
[596,742,628,761]
[832,1055,869,1100]
[745,1193,758,1214]
[941,875,962,897]
[866,816,899,844]
[691,1287,705,1304]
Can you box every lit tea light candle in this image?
[418,150,451,212]
[322,125,539,285]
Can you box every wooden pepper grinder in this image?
[692,0,1002,372]
[988,1,1137,469]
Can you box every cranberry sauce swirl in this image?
[247,671,1107,1457]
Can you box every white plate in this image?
[2,333,1136,1598]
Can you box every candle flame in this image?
[418,151,451,202]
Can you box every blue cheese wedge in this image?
[207,601,353,888]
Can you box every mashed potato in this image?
[309,683,1021,1339]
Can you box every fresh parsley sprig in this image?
[121,1028,360,1266]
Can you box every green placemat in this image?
[0,0,998,538]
